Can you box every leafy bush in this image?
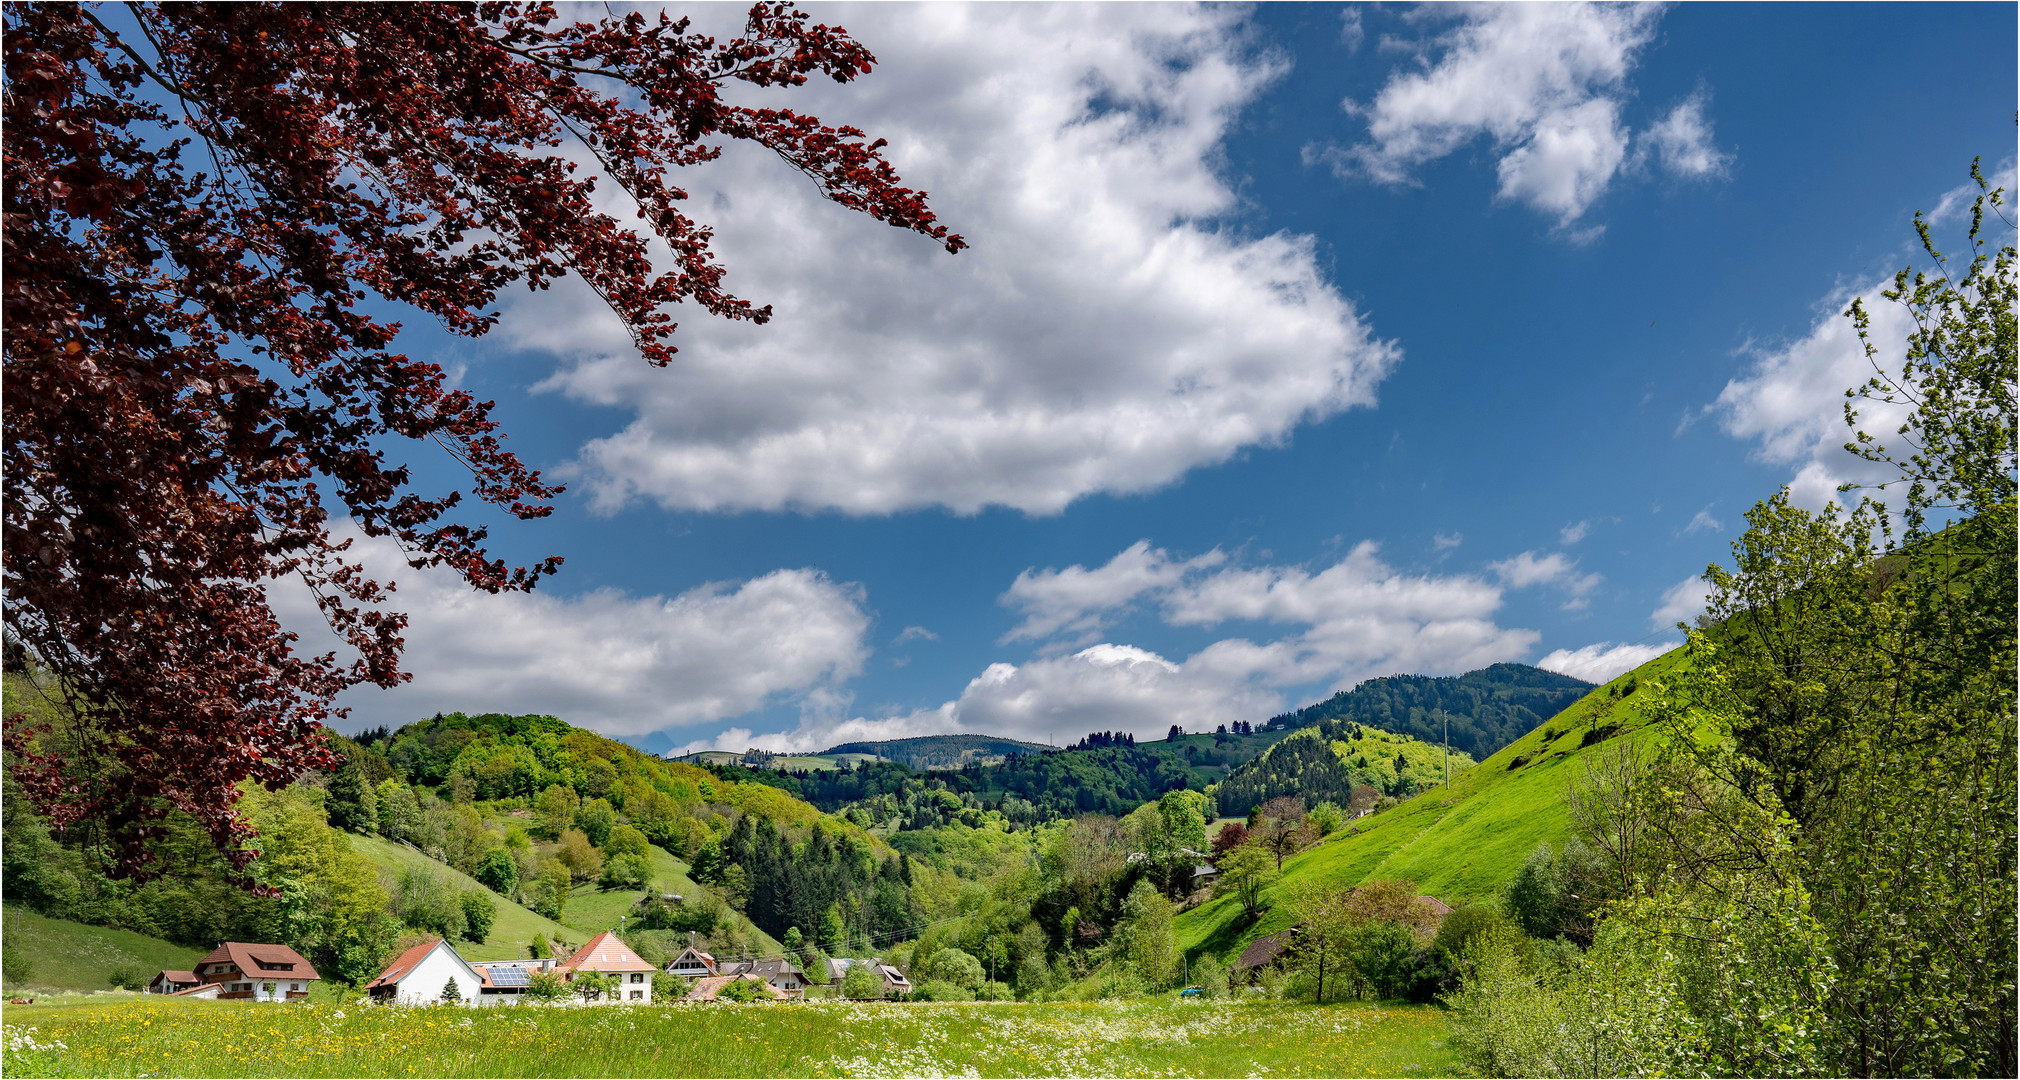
[840,962,885,1000]
[919,947,985,990]
[718,976,767,1003]
[107,966,147,991]
[473,849,518,895]
[459,890,496,943]
[599,852,651,890]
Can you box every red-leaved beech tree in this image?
[1,1,963,876]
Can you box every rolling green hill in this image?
[0,906,203,993]
[821,734,1054,770]
[348,834,783,960]
[1260,662,1592,763]
[349,833,581,961]
[1210,723,1477,818]
[1178,647,1682,962]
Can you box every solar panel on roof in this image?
[488,967,531,986]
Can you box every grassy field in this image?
[1179,647,1684,960]
[0,996,1458,1078]
[0,909,204,995]
[350,834,581,961]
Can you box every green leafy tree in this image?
[374,780,422,843]
[528,934,551,960]
[718,975,766,1002]
[325,759,377,834]
[534,785,579,841]
[1118,882,1179,990]
[841,960,884,999]
[524,967,567,1002]
[439,977,462,1003]
[571,969,613,1003]
[459,890,496,944]
[474,849,518,896]
[1211,843,1279,922]
[576,798,617,848]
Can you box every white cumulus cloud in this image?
[1537,640,1677,683]
[1651,573,1713,630]
[283,526,871,738]
[1713,168,2016,510]
[765,540,1543,749]
[1001,540,1226,644]
[1316,4,1727,230]
[516,3,1400,516]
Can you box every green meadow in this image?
[1178,651,1682,958]
[0,997,1458,1078]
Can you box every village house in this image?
[557,931,657,1003]
[826,957,912,997]
[147,969,200,995]
[683,973,785,1002]
[468,958,557,1003]
[665,941,719,981]
[717,956,810,999]
[189,942,321,1001]
[366,937,485,1006]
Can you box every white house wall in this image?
[390,946,483,1006]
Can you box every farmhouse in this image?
[683,973,785,1002]
[148,969,200,995]
[366,937,485,1006]
[558,931,657,1002]
[192,942,321,1001]
[717,956,810,998]
[827,957,913,997]
[666,943,720,981]
[469,958,556,1002]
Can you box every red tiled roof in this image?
[197,942,322,982]
[556,931,656,974]
[367,938,444,990]
[683,974,784,1002]
[156,970,199,985]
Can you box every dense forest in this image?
[1261,663,1590,761]
[713,726,1281,825]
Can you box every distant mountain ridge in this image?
[1262,662,1591,763]
[821,733,1054,770]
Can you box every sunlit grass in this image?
[1,996,1459,1078]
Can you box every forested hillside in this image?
[1210,723,1478,818]
[821,733,1052,770]
[1260,663,1590,762]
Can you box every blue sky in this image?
[301,2,2016,755]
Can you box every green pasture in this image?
[1179,648,1684,959]
[349,835,579,961]
[0,908,203,995]
[0,995,1458,1078]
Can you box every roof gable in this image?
[558,931,656,973]
[200,941,322,981]
[367,938,482,990]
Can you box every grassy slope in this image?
[562,848,781,953]
[1177,647,1685,961]
[0,907,204,993]
[353,834,784,959]
[348,834,579,961]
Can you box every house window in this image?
[630,973,644,983]
[629,990,643,1000]
[290,983,301,991]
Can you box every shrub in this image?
[599,852,651,890]
[474,849,518,895]
[919,947,985,990]
[652,971,684,1001]
[107,966,147,991]
[524,968,567,1002]
[460,889,497,943]
[718,976,767,1003]
[840,961,885,1000]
